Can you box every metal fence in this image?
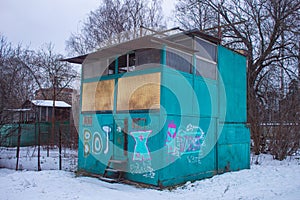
[0,121,77,148]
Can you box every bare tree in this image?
[0,35,36,123]
[175,0,219,32]
[31,43,78,152]
[174,0,300,158]
[0,35,37,165]
[20,43,78,168]
[66,0,165,55]
[0,34,79,170]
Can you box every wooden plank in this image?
[82,80,114,112]
[105,168,121,173]
[99,176,118,183]
[117,73,161,111]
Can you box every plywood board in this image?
[117,73,160,111]
[82,80,114,112]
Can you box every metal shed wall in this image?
[77,45,250,188]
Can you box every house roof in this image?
[6,108,32,112]
[31,100,71,108]
[61,29,220,64]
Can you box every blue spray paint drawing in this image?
[165,123,207,157]
[131,130,152,161]
[178,124,206,154]
[165,122,177,155]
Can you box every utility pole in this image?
[15,111,22,170]
[37,111,41,171]
[59,126,62,170]
[51,75,56,152]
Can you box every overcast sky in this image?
[0,0,175,56]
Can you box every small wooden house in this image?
[64,29,250,188]
[0,100,71,147]
[23,100,71,122]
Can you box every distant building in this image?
[35,88,74,105]
[22,100,71,122]
[0,100,72,147]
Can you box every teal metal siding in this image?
[217,46,250,173]
[218,46,247,123]
[78,114,113,175]
[217,124,250,172]
[158,115,217,187]
[77,44,250,188]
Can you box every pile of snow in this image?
[176,154,300,200]
[0,148,299,200]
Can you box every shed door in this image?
[114,118,128,159]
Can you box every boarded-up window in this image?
[117,73,161,111]
[82,80,114,112]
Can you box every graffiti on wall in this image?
[83,127,110,156]
[165,123,206,158]
[129,128,154,178]
[130,160,155,178]
[131,130,152,161]
[84,129,91,157]
[102,125,112,154]
[92,132,103,154]
[187,155,202,164]
[166,122,178,156]
[179,123,206,154]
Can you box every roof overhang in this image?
[187,29,221,44]
[61,55,87,64]
[62,34,199,64]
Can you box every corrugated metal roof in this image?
[31,100,71,108]
[62,30,215,64]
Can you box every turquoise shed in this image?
[64,29,250,188]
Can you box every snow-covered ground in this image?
[0,147,77,172]
[0,147,299,200]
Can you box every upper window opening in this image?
[195,37,217,62]
[106,53,136,75]
[135,48,161,69]
[166,47,193,74]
